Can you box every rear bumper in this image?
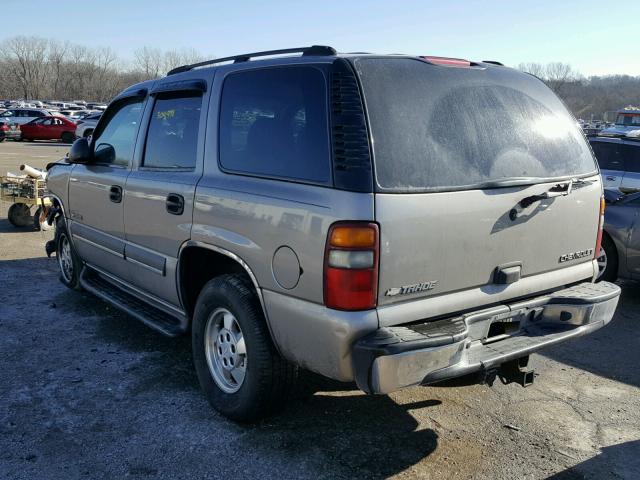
[352,281,620,394]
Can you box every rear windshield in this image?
[615,113,640,126]
[354,58,597,192]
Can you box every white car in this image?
[74,112,101,138]
[0,108,53,125]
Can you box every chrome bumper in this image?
[352,282,621,394]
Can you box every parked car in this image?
[589,135,640,193]
[0,121,21,142]
[60,109,92,121]
[74,112,101,138]
[20,115,76,143]
[0,108,53,125]
[600,106,640,137]
[46,46,620,422]
[597,189,640,282]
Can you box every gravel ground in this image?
[0,141,639,479]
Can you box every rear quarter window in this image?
[218,66,331,185]
[621,144,640,173]
[355,58,597,192]
[590,142,625,171]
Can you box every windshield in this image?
[355,58,597,192]
[615,113,640,126]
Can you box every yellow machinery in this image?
[1,167,53,231]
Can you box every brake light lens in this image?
[422,56,471,67]
[594,195,605,260]
[324,222,379,311]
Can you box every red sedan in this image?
[20,116,76,143]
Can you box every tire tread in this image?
[192,274,296,422]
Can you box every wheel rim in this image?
[596,246,607,280]
[204,307,247,393]
[58,234,74,283]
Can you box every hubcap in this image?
[596,247,607,280]
[204,308,247,393]
[58,234,74,283]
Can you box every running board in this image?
[79,268,187,337]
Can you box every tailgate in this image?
[352,57,602,314]
[376,176,601,307]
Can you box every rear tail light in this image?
[324,222,379,311]
[0,124,8,132]
[594,195,605,259]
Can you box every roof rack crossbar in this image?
[167,45,336,75]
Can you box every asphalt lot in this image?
[1,140,639,479]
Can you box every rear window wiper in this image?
[519,179,574,209]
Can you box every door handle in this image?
[166,193,184,215]
[606,176,617,181]
[109,185,122,203]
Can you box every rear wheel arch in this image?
[178,243,267,320]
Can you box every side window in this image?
[620,144,640,173]
[219,66,331,184]
[0,110,13,117]
[591,142,624,171]
[142,93,202,169]
[42,118,54,126]
[92,98,145,166]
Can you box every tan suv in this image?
[45,46,620,422]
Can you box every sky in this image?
[2,0,639,77]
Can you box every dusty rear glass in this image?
[354,58,597,192]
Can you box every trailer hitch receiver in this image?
[498,356,534,387]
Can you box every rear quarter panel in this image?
[192,175,373,304]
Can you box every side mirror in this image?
[94,143,116,164]
[68,137,92,164]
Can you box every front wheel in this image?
[192,274,297,422]
[61,132,75,144]
[56,220,82,289]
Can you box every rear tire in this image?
[192,274,297,422]
[61,132,74,144]
[597,234,618,282]
[7,203,32,227]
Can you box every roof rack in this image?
[167,45,337,76]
